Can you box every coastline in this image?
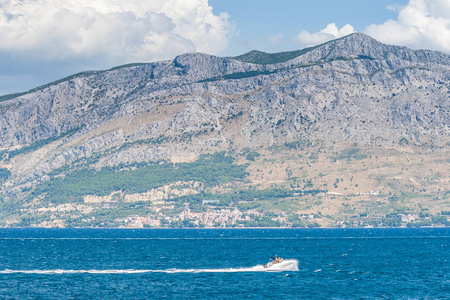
[1,225,449,230]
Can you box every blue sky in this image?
[0,0,449,96]
[210,0,407,55]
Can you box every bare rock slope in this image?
[0,33,449,220]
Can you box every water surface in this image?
[0,228,448,299]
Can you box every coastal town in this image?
[28,197,449,229]
[121,203,292,228]
[119,205,447,229]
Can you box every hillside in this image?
[0,33,449,228]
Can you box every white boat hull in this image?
[263,259,298,271]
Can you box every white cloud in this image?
[386,4,404,13]
[0,0,234,65]
[296,23,355,46]
[295,0,450,54]
[365,0,450,52]
[268,33,284,44]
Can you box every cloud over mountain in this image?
[296,0,450,53]
[0,0,233,64]
[296,23,355,46]
[365,0,450,53]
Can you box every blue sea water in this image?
[0,228,448,299]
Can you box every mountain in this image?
[0,33,449,228]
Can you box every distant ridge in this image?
[230,33,374,65]
[0,63,147,102]
[231,46,319,65]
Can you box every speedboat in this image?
[263,257,298,271]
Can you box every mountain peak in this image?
[332,32,385,47]
[325,32,448,64]
[231,33,384,65]
[340,32,378,42]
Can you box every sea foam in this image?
[0,260,299,274]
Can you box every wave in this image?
[0,260,299,274]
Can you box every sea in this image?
[0,228,448,299]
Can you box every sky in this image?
[1,0,449,96]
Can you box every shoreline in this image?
[1,226,449,230]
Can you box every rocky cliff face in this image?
[0,33,449,191]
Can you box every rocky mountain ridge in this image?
[0,33,448,227]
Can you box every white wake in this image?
[0,259,299,274]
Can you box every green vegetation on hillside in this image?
[241,148,260,161]
[173,187,294,208]
[32,152,248,203]
[198,70,276,83]
[231,47,319,65]
[200,54,376,84]
[331,147,367,162]
[69,202,154,228]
